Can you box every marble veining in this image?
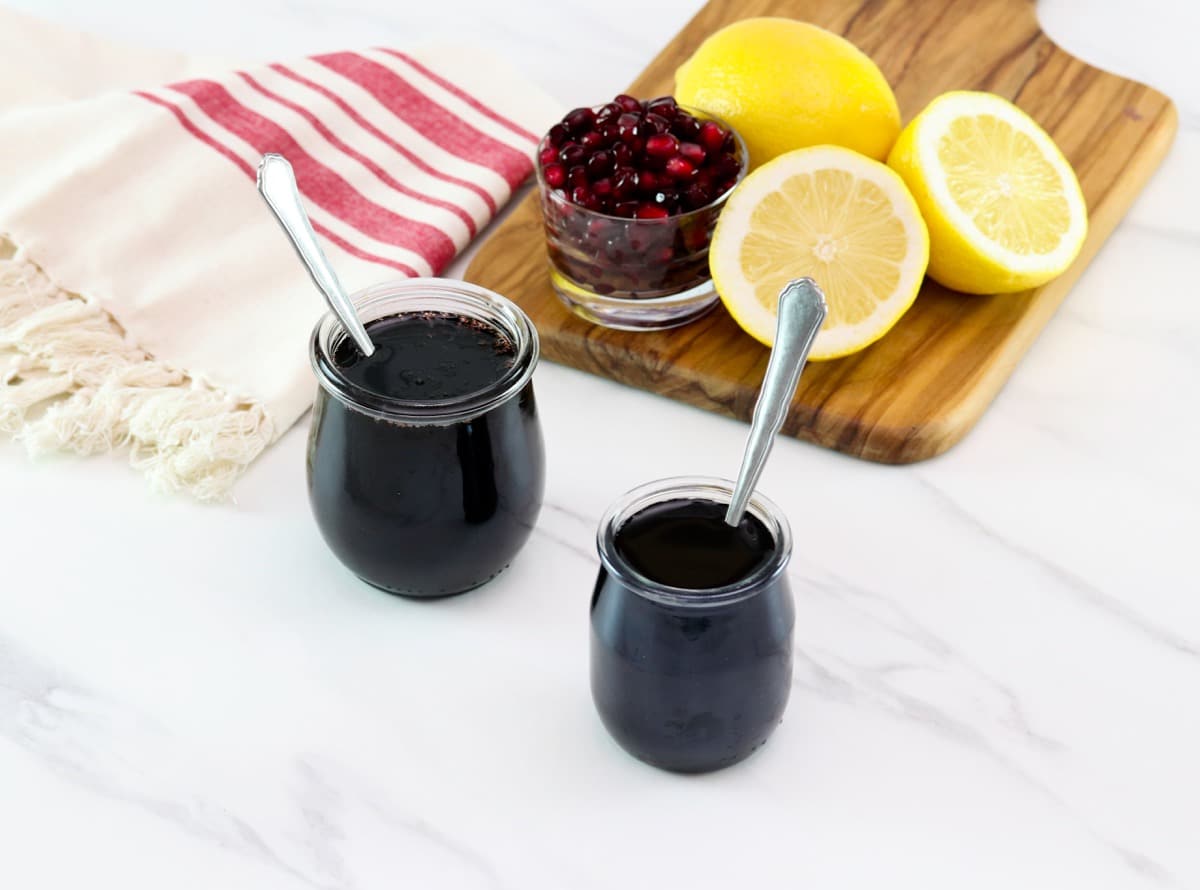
[911,476,1200,660]
[1,629,515,889]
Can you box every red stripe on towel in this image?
[379,49,540,144]
[168,78,458,271]
[311,52,533,190]
[135,90,420,277]
[237,71,478,239]
[269,63,499,215]
[270,64,498,215]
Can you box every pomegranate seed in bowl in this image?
[534,94,747,330]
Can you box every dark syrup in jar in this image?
[591,496,793,772]
[614,497,773,589]
[307,311,544,597]
[334,311,516,400]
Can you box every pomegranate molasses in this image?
[591,479,794,773]
[614,497,773,590]
[333,311,515,400]
[307,281,543,598]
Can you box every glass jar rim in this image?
[309,278,539,425]
[535,103,749,223]
[596,475,793,608]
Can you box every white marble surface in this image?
[2,1,1199,887]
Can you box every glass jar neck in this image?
[597,476,793,608]
[310,278,539,425]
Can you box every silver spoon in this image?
[256,153,375,357]
[725,278,828,527]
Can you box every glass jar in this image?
[590,477,794,773]
[307,279,544,597]
[535,108,748,331]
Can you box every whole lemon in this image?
[675,18,901,167]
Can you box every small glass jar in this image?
[307,279,544,597]
[536,108,748,331]
[590,476,794,773]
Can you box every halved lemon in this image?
[709,145,929,359]
[887,91,1088,294]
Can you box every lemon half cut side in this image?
[710,146,929,360]
[887,91,1088,294]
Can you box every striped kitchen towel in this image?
[0,8,561,500]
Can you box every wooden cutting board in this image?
[465,0,1177,463]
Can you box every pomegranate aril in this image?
[684,181,714,208]
[642,113,670,135]
[615,94,642,113]
[587,218,609,239]
[641,151,667,173]
[638,170,662,192]
[665,156,695,179]
[564,106,596,134]
[653,246,675,265]
[547,123,569,147]
[580,130,604,150]
[634,204,670,220]
[617,113,641,142]
[586,150,614,178]
[612,143,633,166]
[644,133,680,159]
[592,177,614,198]
[697,120,726,154]
[559,143,586,166]
[671,116,702,141]
[646,96,678,117]
[613,168,639,199]
[568,165,589,188]
[598,123,619,145]
[543,163,566,189]
[712,153,741,180]
[597,102,621,120]
[614,201,639,218]
[679,142,706,165]
[716,177,739,196]
[539,146,558,166]
[570,185,590,203]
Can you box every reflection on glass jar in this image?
[307,279,544,597]
[590,477,794,773]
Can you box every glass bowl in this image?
[534,106,748,331]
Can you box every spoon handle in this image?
[725,278,828,527]
[256,153,375,357]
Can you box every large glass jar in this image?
[590,477,794,772]
[307,279,544,597]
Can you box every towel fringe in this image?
[0,239,275,501]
